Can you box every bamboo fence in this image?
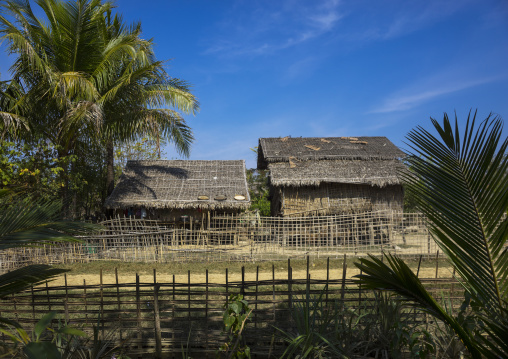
[0,256,461,358]
[0,211,436,271]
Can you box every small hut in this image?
[257,136,406,216]
[105,160,251,224]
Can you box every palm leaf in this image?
[402,112,508,311]
[355,254,482,358]
[0,264,68,299]
[0,195,98,250]
[354,111,508,358]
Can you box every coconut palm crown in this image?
[0,0,198,203]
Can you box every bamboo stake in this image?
[153,284,162,359]
[83,279,88,325]
[340,254,347,305]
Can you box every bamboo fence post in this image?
[172,274,175,344]
[358,270,362,307]
[46,281,51,311]
[427,225,431,256]
[153,284,162,359]
[306,255,310,281]
[115,268,122,341]
[64,273,68,303]
[64,300,69,323]
[272,264,275,322]
[136,274,142,350]
[225,268,229,300]
[12,293,18,322]
[354,214,358,256]
[83,279,88,325]
[31,286,35,320]
[326,257,330,304]
[255,266,259,331]
[241,266,245,296]
[340,255,347,305]
[451,267,456,297]
[206,269,209,356]
[100,268,104,337]
[287,258,292,310]
[435,251,440,279]
[188,270,191,323]
[416,255,423,277]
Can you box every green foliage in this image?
[217,294,252,359]
[275,287,342,359]
[0,141,64,200]
[0,312,132,359]
[275,287,433,359]
[354,111,508,358]
[246,169,271,216]
[114,136,168,179]
[362,293,434,359]
[0,312,87,359]
[0,191,97,299]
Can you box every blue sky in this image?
[1,0,507,168]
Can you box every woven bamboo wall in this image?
[277,183,403,216]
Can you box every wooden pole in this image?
[206,269,209,356]
[115,268,122,341]
[255,266,259,331]
[225,268,229,300]
[435,250,440,279]
[288,258,292,310]
[100,268,104,337]
[188,270,191,323]
[153,284,162,358]
[31,286,35,321]
[272,264,276,322]
[46,281,51,311]
[416,255,423,278]
[172,274,175,344]
[325,257,330,304]
[83,279,88,325]
[241,266,245,296]
[136,273,141,350]
[340,254,347,305]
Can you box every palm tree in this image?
[354,111,508,358]
[94,9,198,197]
[0,0,198,212]
[0,78,27,139]
[0,0,135,211]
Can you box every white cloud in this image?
[338,0,472,43]
[370,75,502,114]
[204,0,343,57]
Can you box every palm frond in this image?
[0,196,97,250]
[0,265,68,299]
[355,254,481,357]
[355,112,508,358]
[402,112,508,311]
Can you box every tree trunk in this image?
[58,149,70,219]
[106,139,115,196]
[105,139,115,219]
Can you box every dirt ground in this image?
[51,263,454,287]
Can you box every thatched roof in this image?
[105,160,251,210]
[257,137,406,188]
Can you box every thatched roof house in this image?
[257,137,406,216]
[105,160,250,220]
